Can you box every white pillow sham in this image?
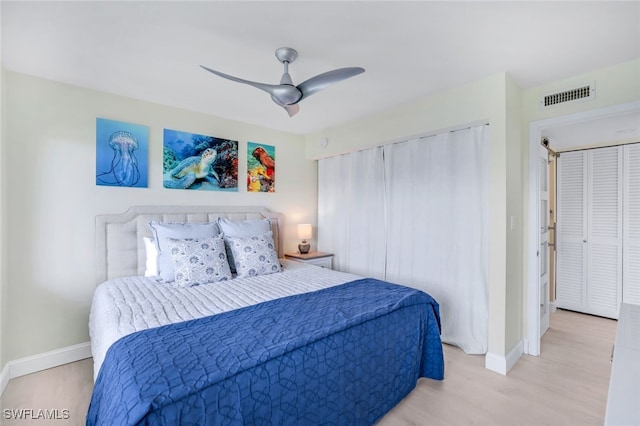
[143,237,158,277]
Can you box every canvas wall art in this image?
[163,129,238,191]
[247,142,275,193]
[96,118,149,187]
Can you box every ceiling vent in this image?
[540,82,595,108]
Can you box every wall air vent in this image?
[541,83,595,108]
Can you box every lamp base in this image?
[298,242,310,254]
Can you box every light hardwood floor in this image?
[1,310,616,425]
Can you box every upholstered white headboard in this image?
[95,205,284,285]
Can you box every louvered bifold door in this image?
[587,147,622,318]
[556,151,587,313]
[623,143,640,304]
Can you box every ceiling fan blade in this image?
[283,104,300,117]
[297,67,365,100]
[200,65,279,96]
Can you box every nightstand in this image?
[284,251,334,269]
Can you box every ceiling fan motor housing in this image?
[271,85,302,106]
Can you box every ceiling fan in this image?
[200,47,365,117]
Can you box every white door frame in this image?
[526,100,640,356]
[539,144,551,337]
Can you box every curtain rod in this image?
[326,122,490,158]
[394,121,490,146]
[419,122,490,140]
[360,122,491,150]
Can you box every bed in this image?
[86,206,444,425]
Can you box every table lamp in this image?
[297,224,312,254]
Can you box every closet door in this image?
[623,143,640,304]
[586,147,622,318]
[556,146,623,319]
[556,151,588,312]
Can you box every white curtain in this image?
[318,125,489,354]
[383,126,489,354]
[318,147,387,279]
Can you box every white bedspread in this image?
[89,260,361,380]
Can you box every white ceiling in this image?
[2,1,639,135]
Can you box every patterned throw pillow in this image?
[166,236,231,287]
[218,218,272,273]
[226,231,281,278]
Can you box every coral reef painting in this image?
[163,129,238,191]
[96,118,148,187]
[247,142,275,193]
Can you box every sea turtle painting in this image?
[163,129,238,191]
[163,148,219,189]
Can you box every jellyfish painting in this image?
[96,118,148,188]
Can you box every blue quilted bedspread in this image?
[86,278,444,425]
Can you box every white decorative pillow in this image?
[218,218,272,272]
[166,236,231,287]
[226,231,281,278]
[143,237,158,277]
[148,221,220,282]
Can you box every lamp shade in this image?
[297,224,312,240]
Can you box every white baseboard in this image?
[0,342,91,396]
[485,340,524,375]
